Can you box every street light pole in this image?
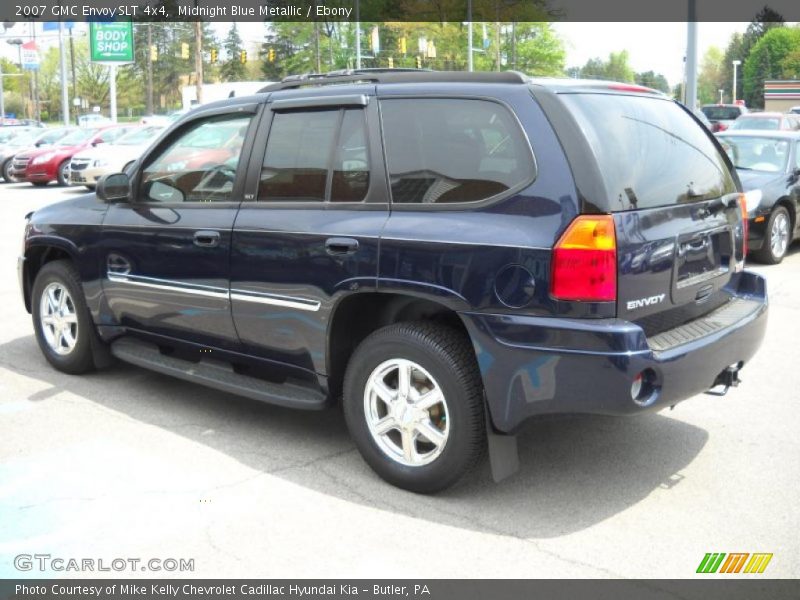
[467,0,473,72]
[732,59,741,103]
[58,21,69,126]
[719,89,724,103]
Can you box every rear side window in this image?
[701,106,742,121]
[562,94,737,211]
[380,98,534,204]
[259,108,370,203]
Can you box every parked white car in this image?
[69,125,165,189]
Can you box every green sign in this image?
[89,22,134,63]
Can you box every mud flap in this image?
[485,405,519,483]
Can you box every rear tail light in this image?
[717,123,728,131]
[550,215,617,302]
[739,193,748,257]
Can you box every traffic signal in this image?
[210,48,217,63]
[398,37,407,54]
[240,50,247,64]
[268,48,275,62]
[416,55,422,69]
[149,44,157,62]
[181,42,189,59]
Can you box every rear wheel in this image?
[56,160,70,186]
[343,322,485,493]
[31,260,96,374]
[754,205,791,264]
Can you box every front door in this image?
[100,106,260,350]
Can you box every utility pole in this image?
[194,20,203,105]
[355,0,361,70]
[31,22,40,123]
[467,0,473,72]
[69,27,77,125]
[146,24,153,115]
[109,64,117,122]
[685,0,698,111]
[58,21,69,125]
[314,21,321,72]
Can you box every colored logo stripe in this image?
[744,553,773,574]
[697,553,772,574]
[697,553,726,573]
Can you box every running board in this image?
[110,337,327,410]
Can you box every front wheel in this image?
[754,205,792,264]
[1,159,12,182]
[343,322,485,493]
[31,260,96,374]
[56,160,70,186]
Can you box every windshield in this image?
[0,129,25,143]
[561,94,736,211]
[701,106,742,121]
[730,117,780,131]
[114,126,164,146]
[9,133,35,147]
[57,128,99,146]
[717,136,789,173]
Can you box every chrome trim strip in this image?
[107,273,320,312]
[230,289,320,312]
[107,274,229,300]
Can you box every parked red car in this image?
[11,125,133,186]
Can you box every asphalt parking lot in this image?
[0,181,798,579]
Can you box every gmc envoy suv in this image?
[19,71,768,492]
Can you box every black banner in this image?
[2,580,800,600]
[5,0,800,22]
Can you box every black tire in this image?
[56,160,70,186]
[753,205,792,264]
[1,159,11,183]
[31,260,97,374]
[31,181,48,187]
[343,321,486,493]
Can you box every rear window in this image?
[700,106,743,121]
[561,94,736,211]
[380,98,534,204]
[730,117,780,131]
[717,136,789,173]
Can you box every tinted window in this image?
[259,108,370,203]
[141,115,251,203]
[562,94,737,211]
[700,106,742,121]
[380,98,534,204]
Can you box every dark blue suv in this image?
[18,71,768,493]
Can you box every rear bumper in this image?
[461,271,768,433]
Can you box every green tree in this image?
[698,46,725,104]
[220,23,247,82]
[742,26,800,108]
[635,70,670,93]
[507,23,565,76]
[721,33,746,104]
[578,51,634,82]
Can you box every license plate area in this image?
[672,226,732,303]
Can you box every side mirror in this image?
[96,172,131,203]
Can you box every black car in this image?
[18,71,768,493]
[717,130,800,263]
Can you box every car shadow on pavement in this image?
[1,334,709,540]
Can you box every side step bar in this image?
[110,337,328,410]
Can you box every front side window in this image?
[380,98,534,204]
[258,108,370,203]
[140,115,252,203]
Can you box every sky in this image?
[0,21,753,90]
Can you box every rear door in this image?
[559,93,744,334]
[229,92,388,377]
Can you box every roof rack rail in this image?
[258,69,530,93]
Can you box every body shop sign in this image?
[90,21,134,63]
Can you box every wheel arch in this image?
[326,292,475,401]
[22,239,80,313]
[774,196,796,232]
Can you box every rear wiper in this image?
[735,166,753,171]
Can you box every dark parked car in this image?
[18,71,768,493]
[700,103,749,132]
[717,130,800,263]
